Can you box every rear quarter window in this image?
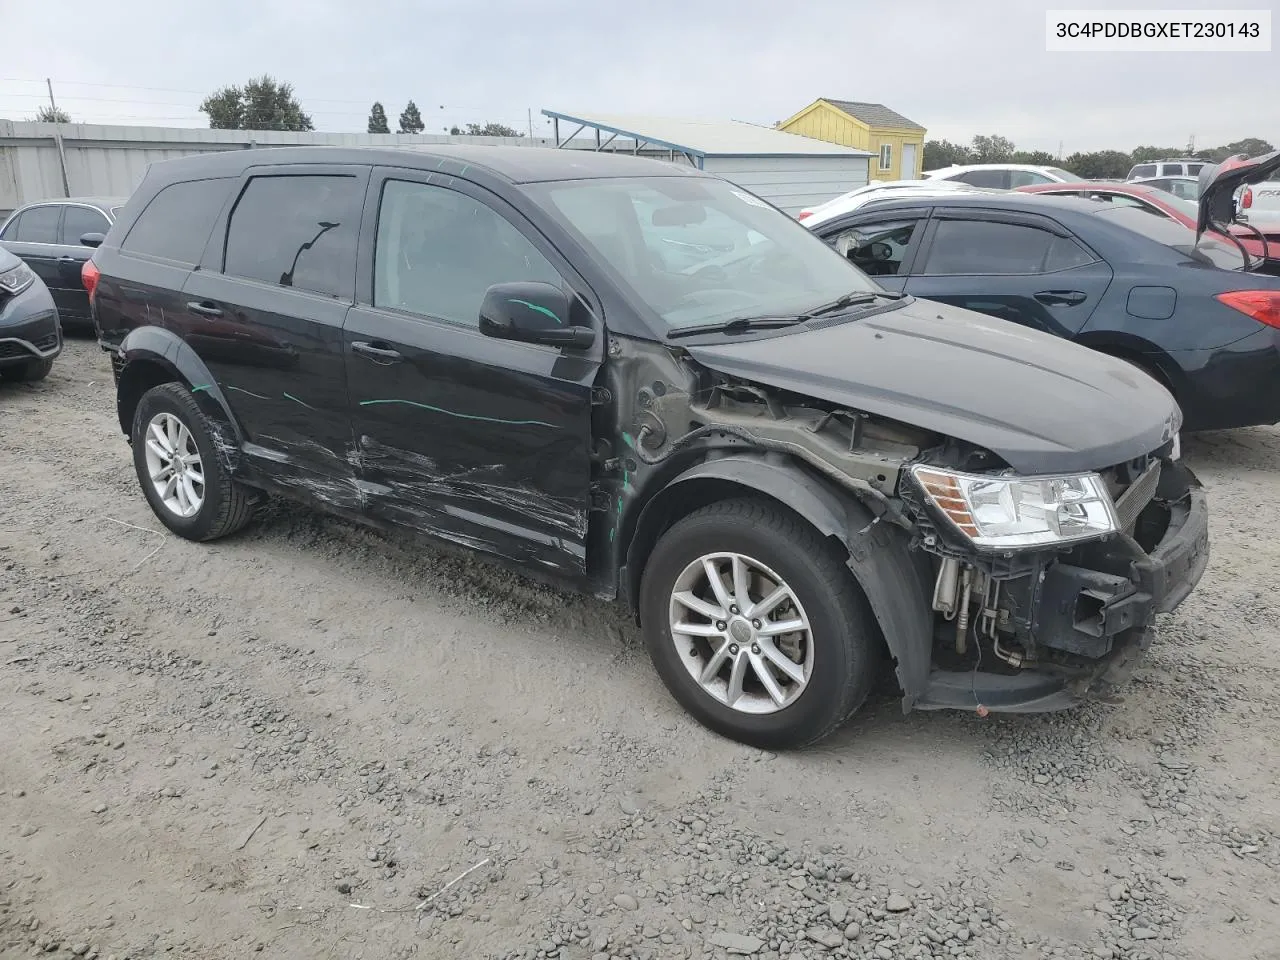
[121,177,233,265]
[1129,164,1157,179]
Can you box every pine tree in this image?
[398,101,424,135]
[367,102,390,134]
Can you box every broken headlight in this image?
[0,262,35,296]
[911,465,1118,549]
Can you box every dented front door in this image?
[343,171,600,577]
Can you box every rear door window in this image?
[223,175,362,299]
[956,169,1008,188]
[122,178,233,264]
[920,219,1077,275]
[61,206,109,244]
[9,206,60,244]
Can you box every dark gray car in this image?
[0,197,125,331]
[0,246,61,382]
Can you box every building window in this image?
[879,144,893,171]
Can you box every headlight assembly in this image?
[0,262,36,296]
[911,465,1118,550]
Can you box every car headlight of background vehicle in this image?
[0,262,36,296]
[911,465,1118,549]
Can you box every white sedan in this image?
[797,180,1002,228]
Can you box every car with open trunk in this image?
[86,146,1208,748]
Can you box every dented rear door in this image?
[343,169,601,578]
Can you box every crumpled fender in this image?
[116,325,242,446]
[633,453,934,708]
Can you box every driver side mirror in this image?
[478,282,595,350]
[80,232,105,248]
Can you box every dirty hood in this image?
[685,299,1180,475]
[1198,149,1280,238]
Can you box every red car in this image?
[1015,180,1279,272]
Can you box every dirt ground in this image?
[1,337,1278,960]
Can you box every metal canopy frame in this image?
[544,110,703,169]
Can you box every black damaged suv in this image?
[88,147,1208,748]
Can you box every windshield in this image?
[1047,168,1086,182]
[529,176,881,330]
[1092,206,1246,270]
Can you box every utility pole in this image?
[528,108,534,145]
[1058,140,1063,160]
[46,78,58,114]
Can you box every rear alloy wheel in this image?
[131,382,255,541]
[0,358,53,382]
[143,412,206,519]
[640,498,878,749]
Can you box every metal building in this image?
[542,110,872,215]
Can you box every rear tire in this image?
[131,382,255,541]
[0,358,53,382]
[639,497,878,750]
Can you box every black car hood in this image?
[685,299,1180,475]
[1198,149,1280,238]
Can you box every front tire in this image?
[0,358,53,382]
[131,382,255,541]
[639,498,878,749]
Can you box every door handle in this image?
[1034,290,1087,306]
[58,256,80,264]
[186,301,224,317]
[352,340,403,362]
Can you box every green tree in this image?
[922,139,973,170]
[1062,150,1132,180]
[1129,145,1182,164]
[970,134,1016,163]
[464,121,521,138]
[1010,150,1058,165]
[199,75,313,131]
[35,105,71,123]
[398,101,425,134]
[1201,137,1274,163]
[367,102,390,134]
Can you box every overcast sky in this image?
[3,0,1275,154]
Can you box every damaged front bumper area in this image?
[915,459,1209,713]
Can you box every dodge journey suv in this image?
[86,147,1209,748]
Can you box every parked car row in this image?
[803,151,1280,434]
[9,145,1278,751]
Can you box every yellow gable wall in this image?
[779,101,925,181]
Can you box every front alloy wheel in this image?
[143,412,206,518]
[669,552,813,714]
[640,498,879,749]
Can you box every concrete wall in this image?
[703,155,870,214]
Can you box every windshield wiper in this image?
[667,316,807,339]
[801,290,904,318]
[667,291,907,339]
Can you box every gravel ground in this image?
[1,337,1278,960]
